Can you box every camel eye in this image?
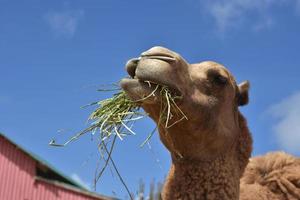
[207,69,228,86]
[213,75,227,85]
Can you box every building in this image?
[0,133,117,200]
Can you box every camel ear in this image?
[238,81,250,106]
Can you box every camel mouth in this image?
[138,78,181,97]
[120,76,181,101]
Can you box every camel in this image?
[120,46,300,200]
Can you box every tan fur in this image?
[160,111,252,200]
[240,152,300,200]
[121,46,300,199]
[163,155,240,200]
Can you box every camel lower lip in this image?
[120,78,157,92]
[120,78,181,99]
[120,78,161,94]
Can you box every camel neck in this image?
[162,153,240,200]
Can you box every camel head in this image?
[121,46,250,162]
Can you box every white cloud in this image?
[253,17,274,32]
[267,92,300,154]
[45,10,84,38]
[202,0,298,32]
[71,173,91,190]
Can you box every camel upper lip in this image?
[126,55,175,79]
[124,50,181,97]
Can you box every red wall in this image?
[32,180,101,200]
[0,137,35,200]
[0,137,107,200]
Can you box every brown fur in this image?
[240,152,300,200]
[121,46,300,199]
[161,111,252,200]
[163,155,240,200]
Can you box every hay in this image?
[50,84,187,147]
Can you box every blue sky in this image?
[1,0,300,199]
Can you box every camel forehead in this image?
[190,61,235,81]
[195,61,230,73]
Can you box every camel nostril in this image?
[141,46,176,62]
[126,58,139,78]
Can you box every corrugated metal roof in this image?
[0,132,119,200]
